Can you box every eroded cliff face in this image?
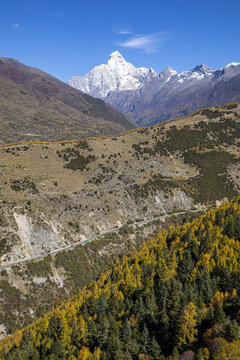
[0,189,196,266]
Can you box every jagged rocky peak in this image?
[107,51,133,70]
[107,51,148,75]
[160,66,178,77]
[191,64,216,76]
[68,51,157,98]
[108,51,126,64]
[178,64,216,83]
[155,66,178,87]
[162,65,177,74]
[192,63,210,71]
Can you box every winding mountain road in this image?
[0,209,201,271]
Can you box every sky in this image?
[1,0,240,82]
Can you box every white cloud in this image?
[118,32,169,54]
[117,29,132,35]
[12,23,20,28]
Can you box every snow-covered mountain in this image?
[178,64,216,83]
[68,53,240,126]
[68,51,157,98]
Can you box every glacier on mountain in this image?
[68,51,157,98]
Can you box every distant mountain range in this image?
[68,51,240,126]
[0,56,134,144]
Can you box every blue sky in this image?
[1,0,240,82]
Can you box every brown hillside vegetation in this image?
[0,57,134,144]
[0,103,239,336]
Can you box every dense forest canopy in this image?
[2,196,240,359]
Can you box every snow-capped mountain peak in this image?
[68,51,157,98]
[225,62,240,68]
[108,51,126,64]
[158,66,178,85]
[217,62,240,77]
[178,64,215,83]
[161,66,177,76]
[68,54,240,103]
[161,66,177,77]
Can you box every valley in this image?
[1,1,240,359]
[0,103,239,338]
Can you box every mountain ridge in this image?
[68,52,240,126]
[0,56,135,144]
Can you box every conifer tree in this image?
[140,324,150,354]
[226,320,239,342]
[122,318,132,343]
[176,302,198,350]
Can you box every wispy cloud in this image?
[117,29,132,35]
[118,32,169,54]
[12,23,20,28]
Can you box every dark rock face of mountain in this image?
[105,64,240,126]
[0,57,134,144]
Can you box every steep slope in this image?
[2,197,240,359]
[0,57,134,144]
[0,56,61,82]
[0,103,239,335]
[68,52,240,126]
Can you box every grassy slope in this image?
[0,103,239,336]
[0,59,134,144]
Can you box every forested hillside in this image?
[2,197,240,359]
